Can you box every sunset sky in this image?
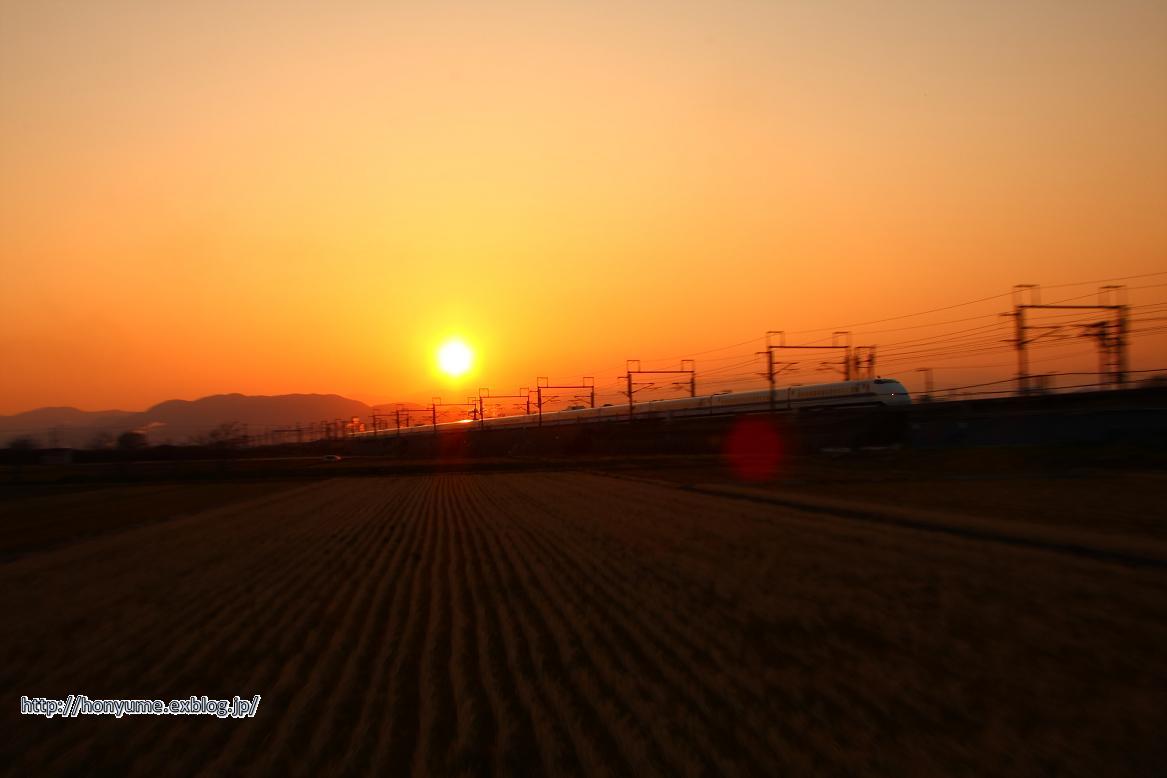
[2,0,1165,415]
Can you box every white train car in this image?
[609,378,907,421]
[364,378,910,436]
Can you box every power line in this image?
[621,272,1167,371]
[1041,271,1167,289]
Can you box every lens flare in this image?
[723,416,783,481]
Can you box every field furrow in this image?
[127,480,406,775]
[498,477,795,734]
[4,471,1163,776]
[471,475,715,775]
[6,481,379,774]
[408,478,458,776]
[367,476,443,775]
[329,476,433,776]
[1,482,336,687]
[241,481,416,775]
[469,479,650,776]
[301,478,428,769]
[443,477,497,775]
[466,481,613,775]
[474,475,774,775]
[457,474,557,776]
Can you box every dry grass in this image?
[631,453,1167,542]
[2,473,1164,776]
[0,480,301,559]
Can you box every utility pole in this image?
[854,346,877,379]
[1009,285,1038,394]
[916,367,934,401]
[623,360,696,420]
[833,331,853,380]
[1006,284,1129,394]
[757,349,775,412]
[429,398,478,433]
[766,332,852,382]
[626,362,636,420]
[371,407,386,437]
[765,331,785,412]
[394,404,412,437]
[1101,285,1129,385]
[477,387,531,429]
[535,377,595,427]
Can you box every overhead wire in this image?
[529,271,1167,404]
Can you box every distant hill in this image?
[0,393,375,448]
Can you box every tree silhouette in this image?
[87,431,115,450]
[206,421,246,449]
[7,435,38,452]
[116,431,149,451]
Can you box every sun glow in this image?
[437,339,473,377]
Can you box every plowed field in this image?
[3,473,1164,776]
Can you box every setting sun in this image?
[2,3,1165,775]
[437,339,473,378]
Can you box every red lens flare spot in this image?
[723,417,783,482]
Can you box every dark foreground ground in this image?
[2,459,1164,776]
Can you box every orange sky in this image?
[2,0,1165,414]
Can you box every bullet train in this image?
[374,378,909,436]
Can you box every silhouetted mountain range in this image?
[0,393,375,448]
